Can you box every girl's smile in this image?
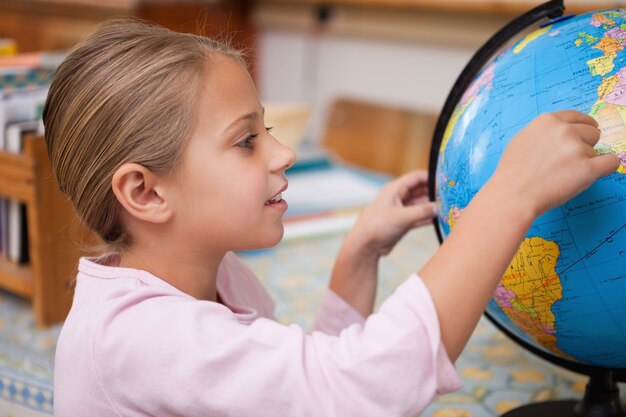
[264,183,288,211]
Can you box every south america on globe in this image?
[435,9,626,369]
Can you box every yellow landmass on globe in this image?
[447,215,575,358]
[497,237,566,357]
[596,103,626,145]
[596,74,618,101]
[447,206,464,230]
[513,26,550,54]
[592,103,626,174]
[440,99,473,160]
[587,54,616,76]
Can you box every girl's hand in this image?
[330,170,435,317]
[493,110,620,217]
[347,170,436,258]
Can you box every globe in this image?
[433,5,626,375]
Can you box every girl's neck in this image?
[118,247,225,302]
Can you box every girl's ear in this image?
[112,163,173,224]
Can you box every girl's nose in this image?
[270,137,297,173]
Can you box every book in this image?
[0,198,5,256]
[6,120,41,263]
[282,156,388,240]
[0,51,65,69]
[0,52,61,92]
[284,167,384,217]
[0,88,47,262]
[0,39,16,56]
[0,88,48,147]
[0,67,55,92]
[283,208,361,241]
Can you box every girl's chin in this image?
[263,232,284,248]
[242,227,284,251]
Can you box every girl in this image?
[45,18,619,417]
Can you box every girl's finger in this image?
[397,202,436,226]
[404,195,430,206]
[392,170,429,200]
[552,110,598,127]
[573,123,601,147]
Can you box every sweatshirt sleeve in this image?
[94,274,461,417]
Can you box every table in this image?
[240,226,626,417]
[1,226,623,416]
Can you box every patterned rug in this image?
[1,227,624,416]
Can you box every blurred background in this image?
[0,0,616,158]
[1,1,625,416]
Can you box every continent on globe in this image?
[581,14,626,172]
[494,237,567,358]
[513,26,550,54]
[446,208,567,357]
[446,206,464,230]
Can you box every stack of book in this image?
[0,51,63,264]
[282,151,389,240]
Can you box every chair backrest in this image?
[321,98,437,176]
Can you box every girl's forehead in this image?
[189,58,261,142]
[198,57,260,116]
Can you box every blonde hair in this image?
[43,17,244,250]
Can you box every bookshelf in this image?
[0,0,253,53]
[0,0,256,76]
[256,0,624,15]
[0,134,96,327]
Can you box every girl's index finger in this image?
[398,170,429,187]
[393,170,429,199]
[552,110,599,127]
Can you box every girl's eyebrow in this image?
[223,107,265,134]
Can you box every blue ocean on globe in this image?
[435,9,626,369]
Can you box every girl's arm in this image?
[420,110,621,362]
[329,170,436,317]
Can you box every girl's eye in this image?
[238,133,258,149]
[237,127,273,150]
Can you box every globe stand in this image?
[502,370,625,417]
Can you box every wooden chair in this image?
[321,98,437,176]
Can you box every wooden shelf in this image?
[0,146,36,204]
[0,135,96,327]
[0,256,33,298]
[0,0,253,54]
[253,0,620,48]
[257,0,625,15]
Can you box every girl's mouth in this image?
[265,193,283,205]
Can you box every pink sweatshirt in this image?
[54,252,460,417]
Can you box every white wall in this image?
[256,29,481,143]
[251,3,519,144]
